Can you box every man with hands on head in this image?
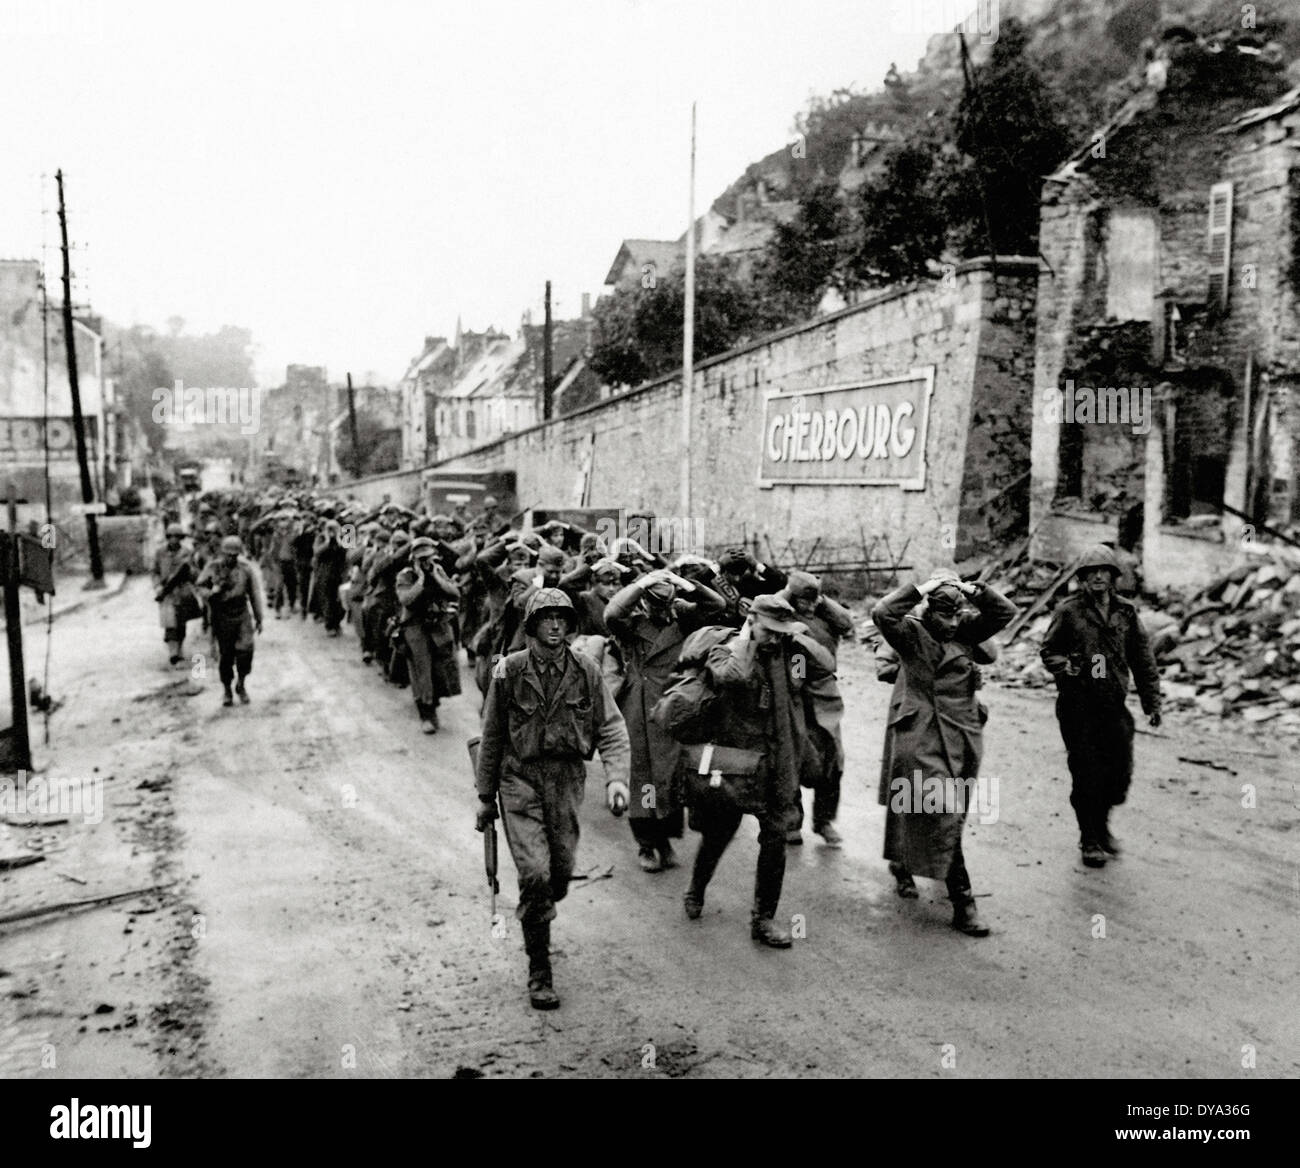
[603,565,726,872]
[873,568,1017,936]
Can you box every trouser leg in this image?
[813,763,842,830]
[235,648,253,681]
[753,811,787,920]
[324,579,343,630]
[500,775,555,927]
[688,802,743,896]
[1058,697,1106,847]
[544,763,584,908]
[945,835,973,904]
[500,762,584,928]
[403,626,435,706]
[216,631,237,688]
[630,816,668,850]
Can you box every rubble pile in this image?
[983,559,1070,691]
[986,550,1300,735]
[1154,557,1300,732]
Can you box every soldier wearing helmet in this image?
[152,522,198,665]
[1040,544,1162,868]
[474,587,631,1011]
[194,534,265,707]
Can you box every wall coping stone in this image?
[419,256,1043,470]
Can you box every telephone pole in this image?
[542,281,554,421]
[680,102,697,518]
[346,372,361,477]
[55,170,104,585]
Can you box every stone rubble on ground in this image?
[854,540,1300,737]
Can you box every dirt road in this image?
[2,578,1296,1078]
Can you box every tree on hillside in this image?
[941,17,1072,257]
[588,256,764,388]
[840,141,947,289]
[751,181,846,327]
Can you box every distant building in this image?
[603,239,685,291]
[0,258,108,522]
[252,364,335,486]
[398,315,603,467]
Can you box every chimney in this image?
[581,292,591,319]
[756,178,768,204]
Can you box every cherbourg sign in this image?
[758,368,934,490]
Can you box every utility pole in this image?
[680,102,697,518]
[346,371,361,478]
[542,281,554,421]
[956,30,998,280]
[55,170,104,586]
[4,486,32,773]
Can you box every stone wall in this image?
[414,257,1039,578]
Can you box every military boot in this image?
[951,897,990,937]
[523,923,559,1010]
[750,914,793,948]
[1099,807,1121,856]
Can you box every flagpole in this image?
[680,101,696,519]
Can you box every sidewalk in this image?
[1,571,130,629]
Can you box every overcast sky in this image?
[0,0,960,386]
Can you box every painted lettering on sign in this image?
[757,369,934,490]
[0,417,98,462]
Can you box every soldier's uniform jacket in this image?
[705,632,839,806]
[475,646,630,800]
[1041,591,1161,714]
[195,556,265,627]
[395,562,458,619]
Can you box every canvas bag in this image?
[682,742,767,815]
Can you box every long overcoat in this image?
[873,581,1017,879]
[603,607,688,822]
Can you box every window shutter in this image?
[1207,181,1233,310]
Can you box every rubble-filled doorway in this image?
[1165,380,1231,522]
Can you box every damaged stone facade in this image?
[1031,34,1300,588]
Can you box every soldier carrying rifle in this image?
[474,588,630,1011]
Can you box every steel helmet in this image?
[165,523,185,537]
[220,535,244,554]
[1074,544,1121,577]
[524,587,575,634]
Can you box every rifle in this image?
[155,558,193,602]
[466,736,499,923]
